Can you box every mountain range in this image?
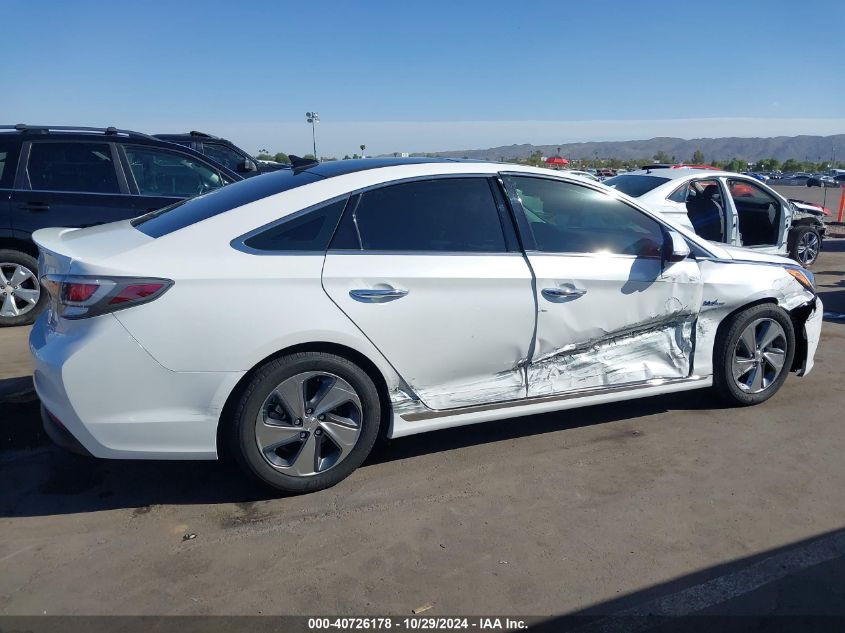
[424,135,845,162]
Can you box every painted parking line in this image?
[573,530,845,632]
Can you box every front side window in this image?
[125,145,224,197]
[202,143,245,172]
[27,142,119,193]
[506,176,664,257]
[0,141,20,189]
[353,178,506,252]
[243,199,347,251]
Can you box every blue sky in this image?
[2,0,844,156]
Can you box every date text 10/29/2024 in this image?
[308,617,528,630]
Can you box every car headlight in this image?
[785,266,816,292]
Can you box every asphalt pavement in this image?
[1,242,844,619]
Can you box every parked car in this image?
[31,158,821,493]
[0,124,242,326]
[154,131,289,177]
[562,169,601,182]
[806,175,837,187]
[604,169,826,265]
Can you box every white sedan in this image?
[31,158,822,493]
[604,168,826,265]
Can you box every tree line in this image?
[255,148,844,173]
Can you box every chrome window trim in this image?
[231,173,512,256]
[231,194,351,256]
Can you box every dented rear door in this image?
[502,175,703,396]
[322,177,535,410]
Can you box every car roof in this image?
[301,156,478,178]
[621,168,740,181]
[0,124,243,180]
[154,132,226,142]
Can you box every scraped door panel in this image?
[322,253,535,409]
[527,254,703,395]
[501,174,703,397]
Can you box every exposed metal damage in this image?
[390,311,697,415]
[527,312,695,395]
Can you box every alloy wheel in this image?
[732,318,787,394]
[0,263,41,318]
[254,371,363,476]
[796,231,820,265]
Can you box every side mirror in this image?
[238,159,258,173]
[663,229,691,264]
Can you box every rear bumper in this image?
[41,404,92,457]
[30,313,244,460]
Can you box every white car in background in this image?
[31,158,821,493]
[604,169,827,265]
[561,169,601,182]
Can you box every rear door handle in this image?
[349,288,409,303]
[24,202,50,213]
[542,286,587,301]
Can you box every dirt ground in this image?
[1,242,844,619]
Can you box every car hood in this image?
[713,244,795,266]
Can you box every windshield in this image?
[603,175,670,198]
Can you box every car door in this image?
[501,174,703,397]
[119,144,231,215]
[10,140,136,239]
[665,178,739,245]
[322,176,536,410]
[724,177,791,255]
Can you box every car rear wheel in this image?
[788,226,821,266]
[230,352,381,493]
[0,250,45,327]
[713,304,795,406]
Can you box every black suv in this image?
[153,131,289,177]
[0,124,242,326]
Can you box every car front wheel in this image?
[788,226,821,266]
[0,250,46,327]
[713,304,795,406]
[230,351,382,494]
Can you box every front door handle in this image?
[349,288,409,303]
[541,286,587,301]
[24,202,50,213]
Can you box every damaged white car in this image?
[30,158,822,493]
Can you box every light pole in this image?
[306,111,319,159]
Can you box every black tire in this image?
[788,225,821,267]
[0,250,46,327]
[713,303,795,406]
[229,352,381,494]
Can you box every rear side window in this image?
[353,178,506,252]
[0,141,20,189]
[133,168,322,238]
[243,199,347,251]
[27,142,119,193]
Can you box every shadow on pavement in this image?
[0,388,729,518]
[530,527,845,631]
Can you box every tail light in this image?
[41,275,173,319]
